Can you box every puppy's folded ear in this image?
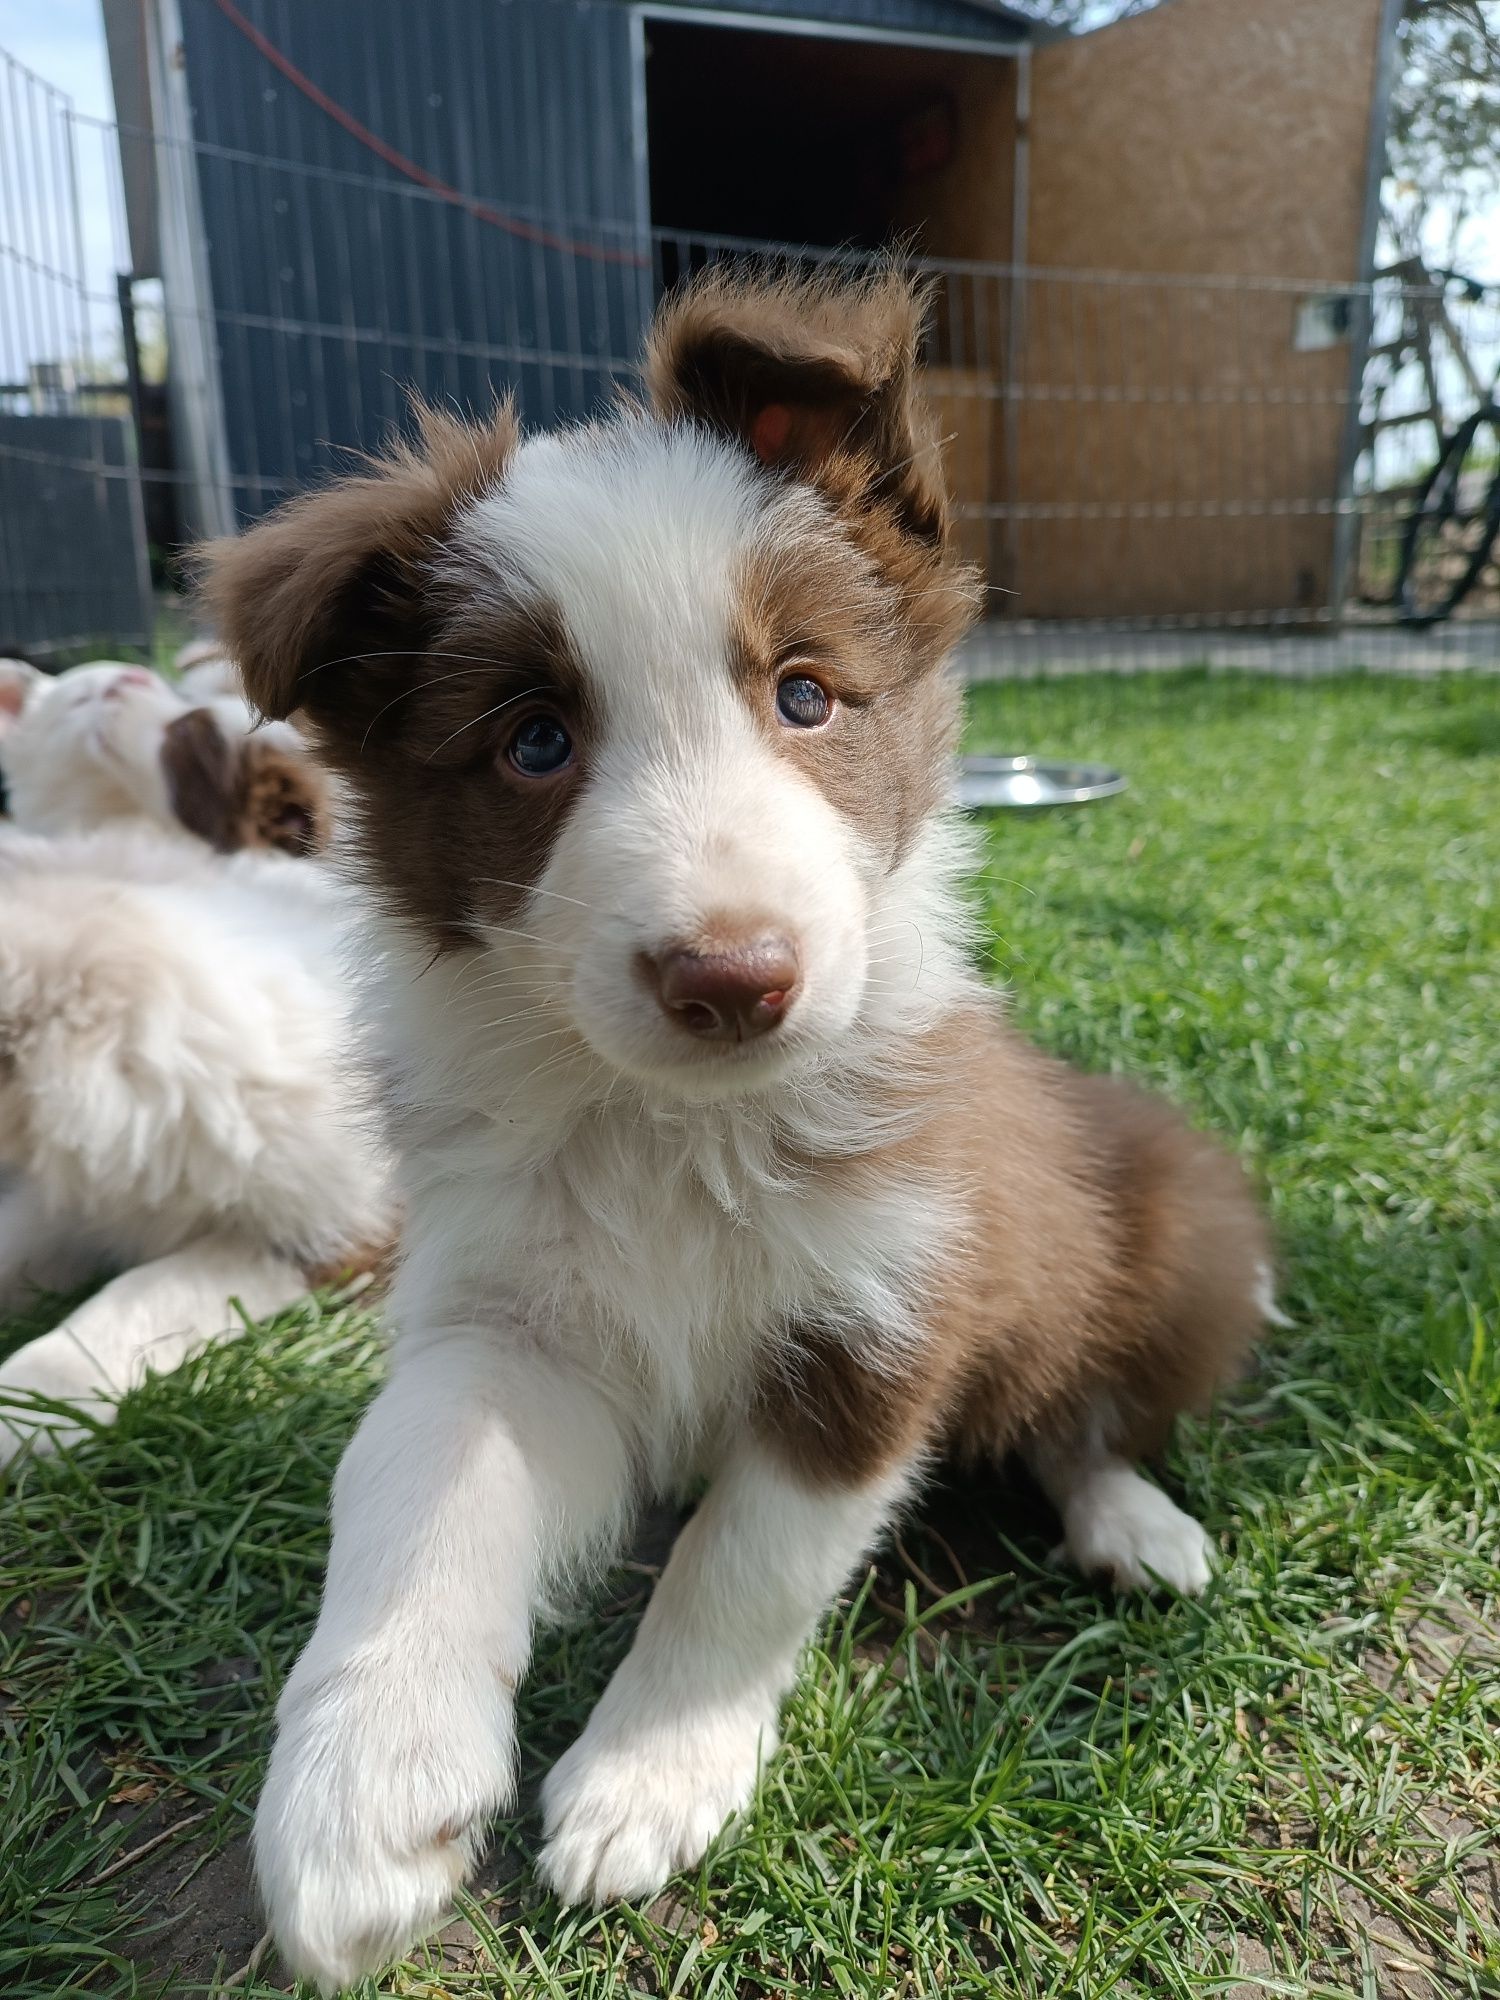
[160,706,240,851]
[645,264,950,547]
[200,399,519,727]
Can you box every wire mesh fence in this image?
[1,36,1497,673]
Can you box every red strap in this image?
[209,0,647,269]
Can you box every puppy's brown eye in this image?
[776,674,832,729]
[507,713,573,777]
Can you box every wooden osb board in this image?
[1012,0,1388,620]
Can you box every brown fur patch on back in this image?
[1039,1068,1271,1458]
[755,1010,1270,1489]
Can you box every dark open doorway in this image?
[641,15,1022,594]
[643,17,993,259]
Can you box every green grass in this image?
[3,669,1498,1999]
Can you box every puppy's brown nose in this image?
[650,934,799,1041]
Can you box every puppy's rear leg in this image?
[0,1232,305,1463]
[1025,1422,1213,1596]
[1019,1072,1273,1595]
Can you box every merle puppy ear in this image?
[645,264,950,546]
[160,706,240,851]
[199,399,520,729]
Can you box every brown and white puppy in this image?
[207,267,1274,1993]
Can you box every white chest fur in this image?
[386,1047,951,1478]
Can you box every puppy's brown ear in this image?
[199,399,519,728]
[238,737,332,856]
[645,265,950,546]
[161,706,241,851]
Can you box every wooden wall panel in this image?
[1013,0,1387,619]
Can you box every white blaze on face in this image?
[454,423,875,1090]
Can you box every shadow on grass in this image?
[1406,707,1500,758]
[997,888,1189,943]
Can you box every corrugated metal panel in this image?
[646,0,1026,42]
[179,0,650,520]
[0,415,152,652]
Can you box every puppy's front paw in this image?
[254,1648,516,1993]
[1064,1475,1213,1595]
[538,1699,775,1906]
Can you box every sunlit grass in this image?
[3,669,1496,1997]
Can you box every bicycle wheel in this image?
[1397,407,1500,625]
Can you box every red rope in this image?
[209,0,647,268]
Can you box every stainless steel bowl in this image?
[957,754,1127,810]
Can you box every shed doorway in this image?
[642,15,1022,586]
[642,17,1011,262]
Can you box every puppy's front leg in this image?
[540,1441,910,1906]
[256,1332,629,1992]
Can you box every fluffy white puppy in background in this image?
[0,658,392,1464]
[0,656,324,853]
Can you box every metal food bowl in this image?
[957,754,1127,810]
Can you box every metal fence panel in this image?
[0,412,152,652]
[0,49,152,655]
[179,0,649,512]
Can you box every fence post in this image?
[1327,0,1404,631]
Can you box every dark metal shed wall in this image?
[179,0,649,519]
[645,0,1023,39]
[0,415,153,650]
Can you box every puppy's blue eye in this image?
[507,714,573,777]
[776,674,832,729]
